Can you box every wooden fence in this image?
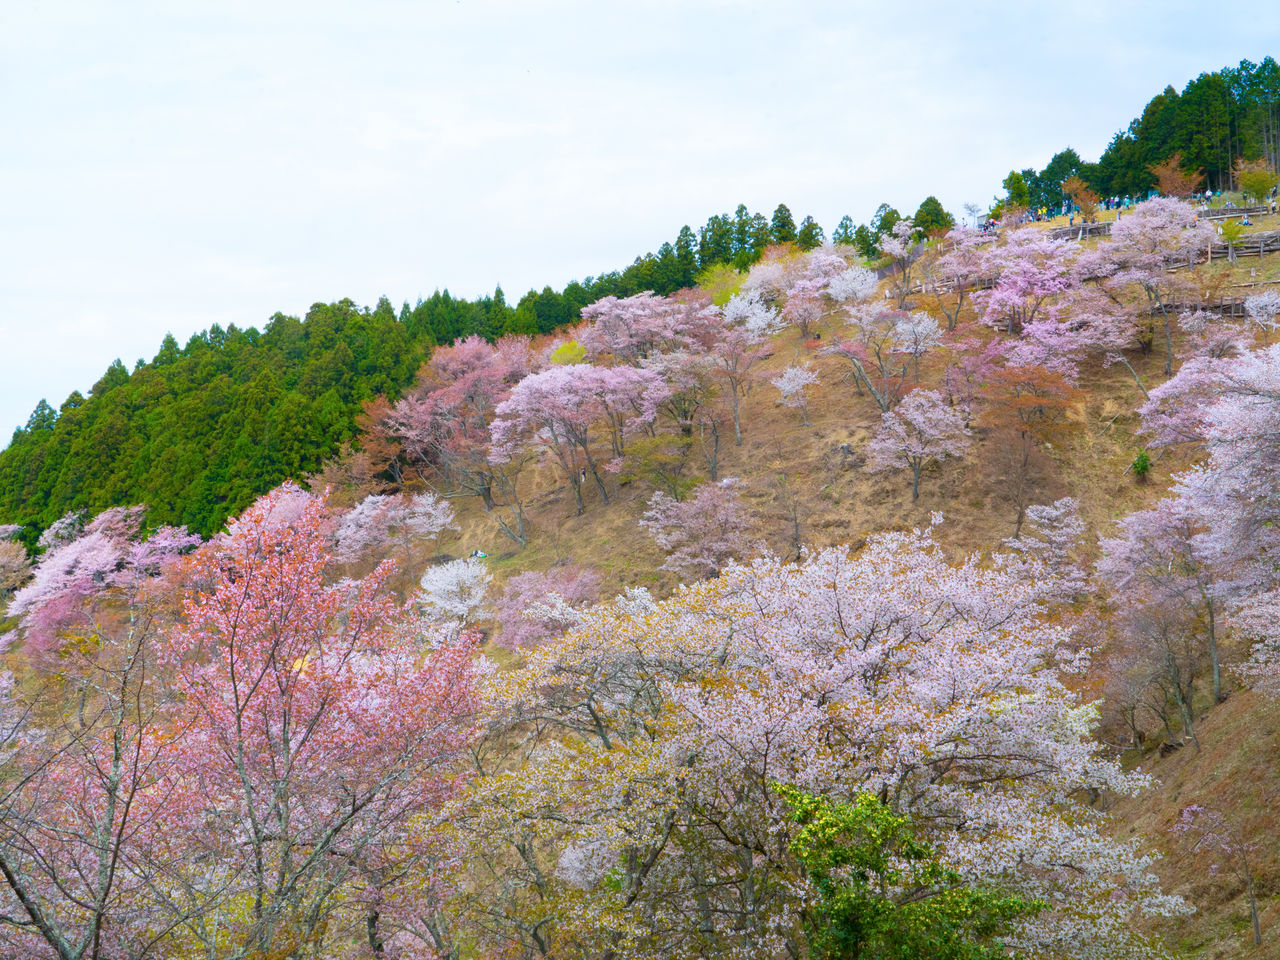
[1206,229,1280,261]
[1044,221,1112,241]
[1200,204,1271,221]
[1159,298,1247,318]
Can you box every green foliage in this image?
[846,204,904,260]
[771,203,798,244]
[832,215,857,246]
[869,203,900,238]
[912,196,955,238]
[1002,170,1031,209]
[1132,449,1152,482]
[1023,149,1083,210]
[852,224,878,260]
[797,215,826,250]
[1237,162,1278,203]
[0,300,424,537]
[779,785,1044,960]
[696,263,746,306]
[550,340,587,365]
[618,434,694,500]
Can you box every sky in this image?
[1,0,1275,438]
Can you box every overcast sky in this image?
[1,1,1274,438]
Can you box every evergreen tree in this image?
[675,225,698,287]
[796,215,825,250]
[911,196,955,237]
[770,203,798,244]
[832,214,856,246]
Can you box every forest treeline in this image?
[1012,57,1280,210]
[0,201,823,538]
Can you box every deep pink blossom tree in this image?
[579,293,689,363]
[0,508,198,959]
[8,509,198,656]
[152,487,480,958]
[383,335,535,544]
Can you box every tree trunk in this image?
[1249,883,1262,947]
[1206,597,1222,704]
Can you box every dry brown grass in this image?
[1110,689,1280,959]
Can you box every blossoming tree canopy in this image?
[476,522,1185,960]
[150,485,480,957]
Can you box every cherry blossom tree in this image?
[490,364,668,514]
[976,227,1078,335]
[491,563,602,650]
[1176,309,1251,360]
[1001,497,1087,602]
[704,322,770,445]
[828,306,928,412]
[639,477,755,578]
[8,510,198,656]
[0,524,21,541]
[1244,289,1280,343]
[469,523,1184,960]
[770,364,819,425]
[879,218,919,308]
[824,264,878,304]
[415,557,492,640]
[152,486,480,959]
[1098,495,1229,704]
[383,335,534,544]
[332,490,457,578]
[579,293,691,363]
[1175,805,1263,947]
[940,335,1003,426]
[1145,346,1280,695]
[0,511,198,960]
[722,289,784,337]
[36,512,85,552]
[780,277,826,339]
[865,389,970,500]
[1103,197,1215,374]
[926,225,988,331]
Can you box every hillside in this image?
[5,191,1280,959]
[8,154,1280,960]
